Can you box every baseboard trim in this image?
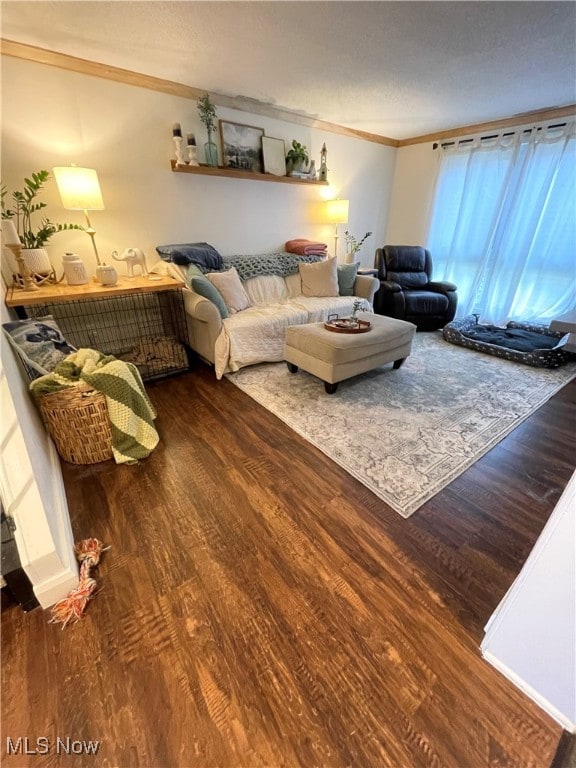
[482,650,576,733]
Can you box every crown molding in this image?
[0,38,399,148]
[3,39,572,151]
[398,105,576,147]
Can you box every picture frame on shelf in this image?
[219,120,264,173]
[262,137,287,177]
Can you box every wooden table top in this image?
[4,274,185,307]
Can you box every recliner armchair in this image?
[374,245,457,330]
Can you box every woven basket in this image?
[37,381,113,464]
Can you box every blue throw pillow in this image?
[190,276,229,319]
[337,262,360,296]
[156,242,223,271]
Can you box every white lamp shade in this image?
[326,199,349,225]
[1,218,21,245]
[53,166,105,210]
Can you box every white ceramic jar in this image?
[62,252,88,285]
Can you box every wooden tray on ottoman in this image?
[324,318,371,334]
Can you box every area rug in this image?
[226,332,575,517]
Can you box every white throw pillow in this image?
[299,257,339,297]
[206,267,251,314]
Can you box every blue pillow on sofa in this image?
[190,276,229,319]
[337,262,360,296]
[156,242,223,271]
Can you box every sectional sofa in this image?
[151,251,379,378]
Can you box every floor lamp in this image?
[326,199,349,260]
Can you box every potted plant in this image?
[344,230,373,264]
[197,93,219,167]
[286,140,309,175]
[2,170,83,277]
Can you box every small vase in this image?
[204,140,218,167]
[96,264,118,286]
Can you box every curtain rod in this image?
[433,122,568,150]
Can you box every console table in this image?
[5,275,191,380]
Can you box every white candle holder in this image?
[173,136,187,167]
[8,243,40,291]
[187,145,199,166]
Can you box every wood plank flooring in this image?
[2,362,575,768]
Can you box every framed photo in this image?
[262,137,287,176]
[219,120,264,173]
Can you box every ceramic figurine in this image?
[112,247,148,278]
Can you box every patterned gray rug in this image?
[227,332,575,517]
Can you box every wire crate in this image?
[25,289,190,381]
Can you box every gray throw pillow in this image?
[190,276,229,319]
[337,262,360,296]
[2,316,76,378]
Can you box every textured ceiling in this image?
[1,1,575,140]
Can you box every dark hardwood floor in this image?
[2,362,575,768]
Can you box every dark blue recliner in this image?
[374,245,457,331]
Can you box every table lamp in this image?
[53,166,105,267]
[1,218,39,291]
[326,199,349,259]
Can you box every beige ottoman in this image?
[284,313,416,393]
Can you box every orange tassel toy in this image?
[49,538,110,628]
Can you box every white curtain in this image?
[427,122,576,325]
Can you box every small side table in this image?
[5,275,191,380]
[358,268,378,277]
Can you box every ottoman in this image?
[284,313,416,393]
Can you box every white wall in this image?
[1,56,396,272]
[481,472,576,732]
[386,141,439,245]
[0,302,78,608]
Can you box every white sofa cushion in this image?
[285,272,303,298]
[215,303,308,377]
[244,275,288,305]
[292,296,371,323]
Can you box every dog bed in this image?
[443,316,570,368]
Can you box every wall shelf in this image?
[170,160,328,185]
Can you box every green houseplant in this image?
[197,93,219,167]
[2,170,82,248]
[286,140,309,175]
[2,170,83,279]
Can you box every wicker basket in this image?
[37,381,113,464]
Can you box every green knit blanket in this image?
[30,348,159,464]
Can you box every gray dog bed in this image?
[443,316,570,368]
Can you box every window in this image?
[427,123,576,325]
